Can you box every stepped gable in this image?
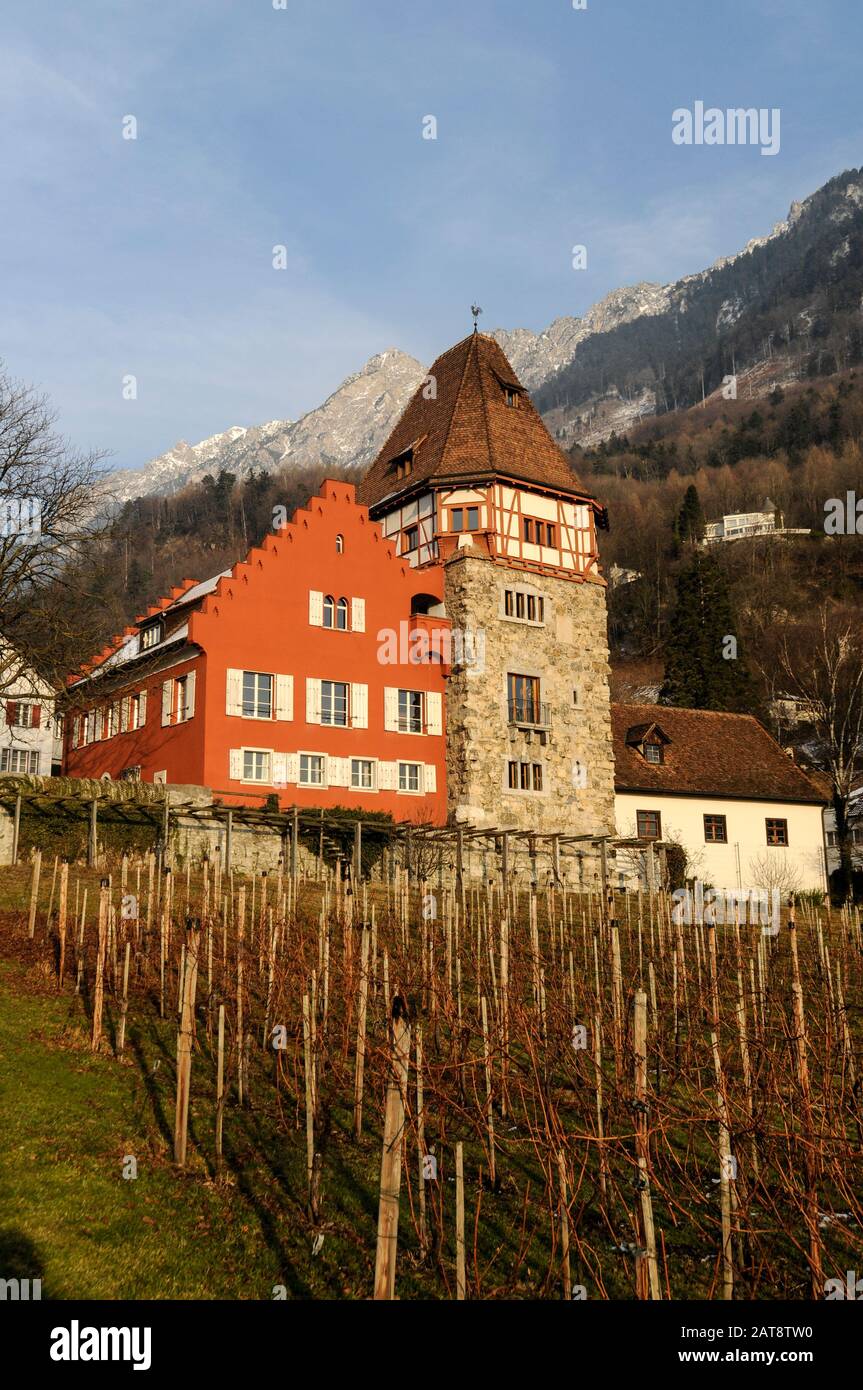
[356,331,588,510]
[188,478,434,641]
[612,703,828,804]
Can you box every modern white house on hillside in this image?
[702,498,811,546]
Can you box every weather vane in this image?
[471,304,483,331]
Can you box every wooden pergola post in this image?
[291,806,299,886]
[224,808,233,872]
[11,792,21,865]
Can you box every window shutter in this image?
[378,760,397,790]
[185,670,196,719]
[424,763,437,794]
[351,597,365,632]
[306,678,321,724]
[383,687,399,732]
[71,716,79,750]
[272,752,288,785]
[5,702,17,726]
[286,752,299,783]
[138,689,148,726]
[426,691,443,736]
[31,704,41,729]
[226,668,243,716]
[121,695,131,733]
[161,680,172,727]
[350,683,368,729]
[309,590,324,626]
[275,674,293,721]
[328,756,348,788]
[229,749,243,780]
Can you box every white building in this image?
[703,498,811,546]
[0,652,61,777]
[612,703,828,893]
[818,780,863,882]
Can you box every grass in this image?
[0,957,287,1299]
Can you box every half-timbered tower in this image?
[357,330,616,835]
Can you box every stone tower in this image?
[357,330,615,837]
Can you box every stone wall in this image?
[443,544,616,836]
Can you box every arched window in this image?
[336,597,349,630]
[335,534,344,553]
[323,595,335,629]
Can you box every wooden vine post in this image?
[91,878,110,1051]
[373,1004,411,1301]
[27,849,42,939]
[174,918,201,1167]
[57,861,69,986]
[455,1141,466,1300]
[633,990,661,1299]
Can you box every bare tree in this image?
[776,603,863,900]
[0,365,110,693]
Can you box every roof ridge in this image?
[437,334,478,475]
[473,332,497,475]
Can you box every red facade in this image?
[63,481,448,821]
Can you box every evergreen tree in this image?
[659,550,754,711]
[673,483,706,552]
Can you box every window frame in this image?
[397,760,422,794]
[299,752,326,787]
[636,809,662,841]
[321,680,349,727]
[241,747,271,784]
[241,670,274,720]
[766,817,789,847]
[350,757,376,791]
[704,813,728,844]
[397,688,424,734]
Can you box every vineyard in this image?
[1,849,861,1301]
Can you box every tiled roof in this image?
[356,332,590,510]
[612,703,827,804]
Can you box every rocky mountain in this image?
[536,168,863,445]
[106,349,426,504]
[106,167,863,502]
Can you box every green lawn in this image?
[0,959,291,1299]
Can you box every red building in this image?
[63,479,448,820]
[64,329,614,836]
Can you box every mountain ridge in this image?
[105,167,863,504]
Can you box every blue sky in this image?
[2,0,861,471]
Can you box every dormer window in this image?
[505,387,519,408]
[625,721,670,765]
[140,621,162,652]
[392,448,414,481]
